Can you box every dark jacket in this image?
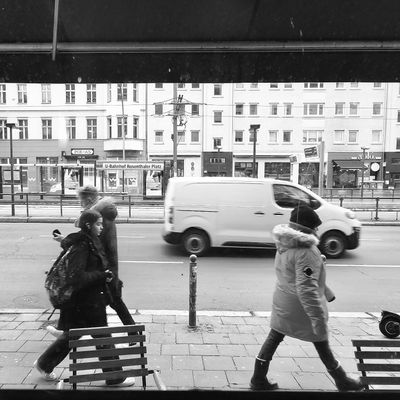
[58,231,108,331]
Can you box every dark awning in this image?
[335,160,365,170]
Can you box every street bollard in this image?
[375,197,380,221]
[189,254,198,328]
[339,197,344,207]
[128,195,132,219]
[60,195,63,217]
[26,193,29,217]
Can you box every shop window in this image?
[264,163,290,181]
[234,162,257,177]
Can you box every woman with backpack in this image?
[34,209,135,387]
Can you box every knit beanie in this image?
[290,204,322,230]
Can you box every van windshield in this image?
[273,184,321,209]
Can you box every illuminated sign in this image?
[99,162,164,170]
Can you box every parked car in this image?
[162,177,361,258]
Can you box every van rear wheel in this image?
[182,229,210,256]
[319,231,346,259]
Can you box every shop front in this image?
[202,152,233,177]
[384,152,400,189]
[298,162,319,188]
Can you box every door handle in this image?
[273,212,284,216]
[254,211,265,215]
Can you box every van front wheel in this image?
[182,229,210,256]
[319,231,346,259]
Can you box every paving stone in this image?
[19,352,69,369]
[293,372,336,390]
[244,344,261,357]
[270,357,301,372]
[189,344,219,356]
[18,340,53,353]
[1,384,36,389]
[300,346,317,357]
[226,370,251,387]
[331,345,358,358]
[217,344,247,357]
[211,324,240,334]
[0,322,21,330]
[131,315,153,323]
[0,352,26,366]
[147,355,172,371]
[202,333,231,345]
[17,322,44,330]
[152,315,176,324]
[269,372,302,390]
[0,314,17,322]
[237,325,265,334]
[295,358,326,373]
[277,345,308,358]
[335,326,366,336]
[221,317,246,325]
[161,344,189,355]
[0,341,25,352]
[331,335,354,346]
[0,330,24,341]
[243,317,269,326]
[203,356,236,371]
[233,356,254,371]
[156,370,194,388]
[148,332,176,344]
[193,371,229,388]
[145,324,165,333]
[229,333,258,345]
[163,323,190,333]
[23,367,64,385]
[14,314,42,322]
[16,330,47,341]
[0,366,32,384]
[339,358,359,373]
[197,316,222,325]
[172,355,204,370]
[176,332,203,344]
[146,343,161,355]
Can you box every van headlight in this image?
[345,210,355,219]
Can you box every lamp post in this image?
[216,145,222,176]
[5,122,17,216]
[249,124,260,178]
[360,146,370,199]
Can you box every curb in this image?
[0,217,164,224]
[0,309,385,318]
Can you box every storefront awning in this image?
[335,160,365,169]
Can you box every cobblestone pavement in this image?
[0,309,394,391]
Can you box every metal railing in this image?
[315,188,400,200]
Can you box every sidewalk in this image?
[0,309,390,391]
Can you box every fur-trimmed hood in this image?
[272,224,319,252]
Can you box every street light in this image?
[5,121,17,216]
[361,146,370,199]
[249,124,260,178]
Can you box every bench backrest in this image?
[68,324,147,390]
[352,339,400,391]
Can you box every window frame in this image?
[213,84,222,96]
[17,119,28,139]
[66,118,76,140]
[17,83,27,104]
[86,118,98,140]
[41,84,51,104]
[41,118,52,140]
[65,84,76,104]
[213,110,223,124]
[234,130,244,143]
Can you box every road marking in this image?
[360,238,383,241]
[120,260,184,264]
[328,264,400,268]
[118,236,146,239]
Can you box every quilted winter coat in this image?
[270,224,335,343]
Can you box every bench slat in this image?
[354,351,400,359]
[70,346,146,360]
[70,357,147,371]
[69,325,145,337]
[69,368,148,384]
[358,363,400,372]
[70,335,145,348]
[353,340,400,347]
[361,377,400,385]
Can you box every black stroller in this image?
[379,310,400,338]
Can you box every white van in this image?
[162,177,361,258]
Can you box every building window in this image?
[397,138,400,150]
[336,82,344,88]
[235,130,243,143]
[249,103,258,116]
[283,130,292,143]
[86,84,96,104]
[270,83,278,89]
[250,83,258,89]
[191,83,200,89]
[117,84,127,101]
[213,137,222,149]
[107,116,112,139]
[348,130,358,143]
[41,84,51,104]
[235,104,244,116]
[304,82,324,89]
[155,103,163,115]
[155,83,163,89]
[303,103,324,116]
[117,116,127,138]
[268,130,278,143]
[350,82,359,88]
[178,131,185,143]
[214,84,222,96]
[17,84,27,104]
[372,130,382,143]
[349,102,359,116]
[0,84,6,104]
[17,119,28,139]
[284,103,292,116]
[133,117,139,138]
[373,102,382,115]
[373,82,382,88]
[65,84,75,104]
[107,83,112,102]
[132,84,138,102]
[0,120,7,139]
[66,118,76,140]
[87,118,97,139]
[42,119,52,140]
[214,111,222,123]
[191,104,199,116]
[235,83,244,88]
[334,130,345,143]
[284,83,293,89]
[303,130,322,143]
[177,83,185,88]
[191,130,200,143]
[270,103,278,116]
[155,131,163,143]
[335,102,344,115]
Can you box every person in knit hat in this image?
[250,204,363,392]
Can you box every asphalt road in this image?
[0,223,399,312]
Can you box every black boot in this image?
[328,362,364,391]
[250,357,279,391]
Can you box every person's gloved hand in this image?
[105,270,114,283]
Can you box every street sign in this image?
[289,155,297,163]
[304,146,318,158]
[249,124,260,132]
[98,161,164,170]
[71,148,94,156]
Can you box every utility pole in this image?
[119,83,126,161]
[171,84,183,178]
[318,140,325,197]
[6,122,16,216]
[361,146,369,199]
[250,125,260,178]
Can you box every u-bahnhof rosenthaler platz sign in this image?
[97,161,164,170]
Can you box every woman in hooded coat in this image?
[250,204,363,392]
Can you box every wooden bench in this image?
[352,339,400,391]
[57,324,166,390]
